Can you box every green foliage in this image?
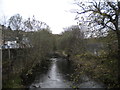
[28,29,54,58]
[3,12,120,88]
[76,52,94,59]
[105,30,118,57]
[57,25,85,56]
[3,23,55,88]
[3,76,24,88]
[70,51,119,88]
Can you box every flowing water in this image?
[29,58,105,89]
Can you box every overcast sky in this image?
[0,0,80,34]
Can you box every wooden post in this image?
[8,47,10,59]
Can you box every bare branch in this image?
[107,1,118,11]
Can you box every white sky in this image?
[0,0,80,34]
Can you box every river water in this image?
[29,58,105,89]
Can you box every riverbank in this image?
[21,59,52,88]
[3,59,52,88]
[69,52,119,88]
[3,51,118,88]
[29,57,106,88]
[3,54,52,88]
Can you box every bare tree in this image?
[74,0,120,83]
[23,15,49,31]
[9,14,23,30]
[0,16,8,26]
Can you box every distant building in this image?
[0,25,12,46]
[5,41,19,49]
[20,37,31,48]
[0,25,32,49]
[86,42,104,56]
[1,41,19,49]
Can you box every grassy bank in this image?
[3,75,24,88]
[3,59,51,88]
[70,52,119,88]
[20,59,51,87]
[2,48,52,88]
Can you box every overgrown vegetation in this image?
[2,14,55,88]
[2,21,119,88]
[55,25,119,88]
[2,0,120,88]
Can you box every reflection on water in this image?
[30,58,104,88]
[30,58,71,88]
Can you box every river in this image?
[29,58,105,89]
